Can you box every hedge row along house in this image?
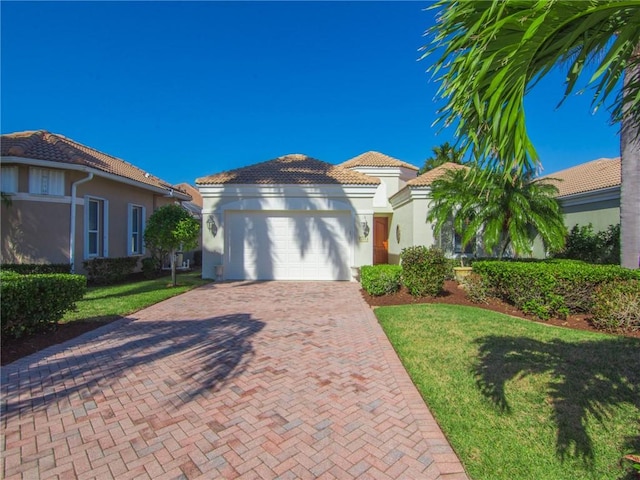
[0,131,192,274]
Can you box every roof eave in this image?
[1,155,190,201]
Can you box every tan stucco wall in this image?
[1,201,70,264]
[1,164,182,273]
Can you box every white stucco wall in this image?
[198,184,378,279]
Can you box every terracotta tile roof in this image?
[405,162,469,187]
[1,130,189,198]
[175,183,203,207]
[541,157,621,197]
[341,151,419,171]
[196,154,380,185]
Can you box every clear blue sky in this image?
[1,1,620,186]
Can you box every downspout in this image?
[70,172,94,273]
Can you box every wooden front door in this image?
[373,217,389,264]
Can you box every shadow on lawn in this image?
[1,314,264,420]
[473,335,640,469]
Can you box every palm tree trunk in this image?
[620,49,640,269]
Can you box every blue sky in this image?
[1,1,620,186]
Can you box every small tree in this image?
[144,204,200,286]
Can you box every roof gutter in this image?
[69,172,94,274]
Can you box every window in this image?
[29,167,64,196]
[1,166,18,193]
[128,204,145,255]
[454,231,475,255]
[85,197,108,258]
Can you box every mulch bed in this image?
[2,280,637,366]
[1,318,117,366]
[362,280,640,340]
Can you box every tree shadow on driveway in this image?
[1,314,265,421]
[473,335,640,471]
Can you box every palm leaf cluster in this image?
[424,0,640,176]
[427,167,566,258]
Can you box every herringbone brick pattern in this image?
[1,282,468,479]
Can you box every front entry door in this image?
[373,217,389,264]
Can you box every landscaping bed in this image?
[362,280,640,340]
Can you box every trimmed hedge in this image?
[1,271,87,339]
[473,259,640,319]
[401,246,448,297]
[2,263,70,274]
[361,265,402,296]
[592,280,640,332]
[83,257,139,285]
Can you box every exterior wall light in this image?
[361,218,370,239]
[207,215,218,237]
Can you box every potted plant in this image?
[453,254,473,283]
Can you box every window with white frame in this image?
[29,167,65,196]
[85,197,108,258]
[1,166,18,193]
[128,204,145,255]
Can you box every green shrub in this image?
[1,273,87,339]
[463,273,490,304]
[142,256,162,279]
[360,265,402,296]
[473,260,639,320]
[591,280,640,332]
[401,246,447,297]
[553,223,620,264]
[83,257,139,285]
[2,263,70,274]
[444,257,460,281]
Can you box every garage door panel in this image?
[226,212,352,280]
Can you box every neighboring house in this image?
[196,151,467,281]
[0,130,191,273]
[543,157,621,232]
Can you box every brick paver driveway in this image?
[2,281,468,479]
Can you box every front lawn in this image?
[63,270,211,323]
[376,304,640,480]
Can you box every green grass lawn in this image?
[376,304,640,480]
[63,270,211,323]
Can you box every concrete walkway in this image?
[1,282,468,479]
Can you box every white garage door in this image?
[226,212,353,280]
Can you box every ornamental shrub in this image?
[401,246,447,297]
[553,223,620,264]
[473,259,639,320]
[2,263,70,274]
[463,273,490,304]
[83,257,139,285]
[1,272,87,339]
[360,265,402,296]
[591,280,640,332]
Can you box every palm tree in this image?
[419,141,466,174]
[424,1,640,268]
[427,166,566,259]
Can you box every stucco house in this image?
[543,157,621,232]
[0,130,191,273]
[196,151,468,281]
